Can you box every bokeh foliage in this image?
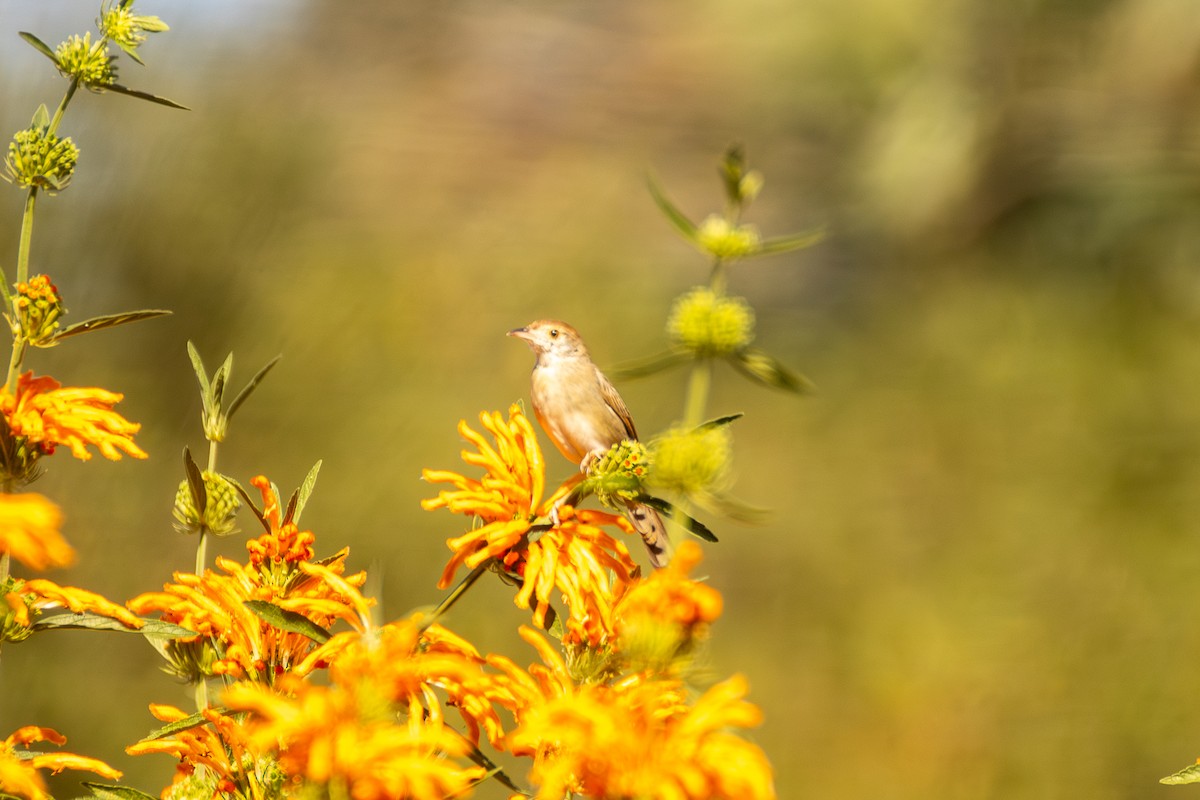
[3,0,1200,797]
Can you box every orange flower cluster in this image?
[423,406,641,648]
[124,705,260,799]
[0,371,146,461]
[0,726,121,800]
[127,475,370,681]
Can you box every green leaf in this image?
[183,446,207,517]
[186,341,210,404]
[49,309,171,343]
[755,227,827,256]
[232,479,271,533]
[138,708,226,742]
[19,32,59,66]
[608,349,690,381]
[243,600,332,644]
[226,354,281,422]
[289,460,322,525]
[83,783,160,800]
[210,353,233,411]
[31,104,51,131]
[646,174,698,241]
[30,613,136,633]
[730,348,814,394]
[639,496,719,542]
[719,143,747,205]
[695,412,744,431]
[1161,762,1200,785]
[102,82,190,110]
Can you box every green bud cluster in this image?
[586,439,651,508]
[99,2,169,53]
[3,126,79,192]
[15,275,66,347]
[695,214,762,259]
[648,424,733,497]
[173,470,241,536]
[0,579,34,643]
[667,286,755,356]
[55,33,116,87]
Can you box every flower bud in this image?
[173,471,241,536]
[666,286,755,356]
[55,33,116,88]
[648,423,733,497]
[695,214,761,259]
[99,1,169,55]
[14,275,65,347]
[586,440,651,508]
[4,127,79,192]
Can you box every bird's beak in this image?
[507,327,532,342]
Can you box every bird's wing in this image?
[595,365,638,440]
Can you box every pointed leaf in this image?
[243,600,332,644]
[1162,762,1200,785]
[639,496,718,542]
[102,83,189,110]
[29,613,136,633]
[31,104,51,131]
[609,349,690,381]
[730,348,814,394]
[719,143,747,205]
[691,489,770,524]
[186,341,210,401]
[138,708,226,742]
[755,227,827,256]
[695,412,744,431]
[19,32,59,66]
[290,460,322,525]
[646,174,698,241]
[83,784,159,800]
[183,447,207,517]
[232,479,271,533]
[210,353,232,411]
[112,40,146,66]
[50,309,171,343]
[226,354,281,422]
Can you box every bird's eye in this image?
[549,329,559,338]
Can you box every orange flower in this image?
[223,621,497,800]
[4,578,143,640]
[497,628,774,800]
[128,475,370,681]
[423,407,640,647]
[0,372,146,461]
[0,726,121,800]
[0,492,72,571]
[125,705,261,800]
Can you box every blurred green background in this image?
[4,0,1200,797]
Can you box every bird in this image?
[508,319,671,567]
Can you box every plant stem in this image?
[682,357,712,428]
[47,79,79,137]
[15,189,37,290]
[432,559,492,620]
[4,339,26,395]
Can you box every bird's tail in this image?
[623,500,672,568]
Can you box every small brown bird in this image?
[509,319,671,567]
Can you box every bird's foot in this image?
[579,448,606,474]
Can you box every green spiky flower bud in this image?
[0,579,34,644]
[55,33,116,88]
[4,125,79,192]
[586,440,651,509]
[14,275,66,347]
[695,214,761,259]
[667,286,755,356]
[173,471,241,536]
[99,1,169,62]
[648,424,733,497]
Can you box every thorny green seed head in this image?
[695,214,761,259]
[667,286,755,356]
[55,32,116,87]
[99,1,169,54]
[174,471,241,536]
[3,127,79,192]
[648,424,733,497]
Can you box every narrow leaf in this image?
[608,349,690,381]
[83,783,159,800]
[50,309,171,343]
[102,83,190,110]
[112,40,146,66]
[730,348,814,394]
[1161,762,1200,785]
[695,412,744,431]
[243,600,332,644]
[183,447,207,517]
[210,353,233,410]
[639,496,718,542]
[186,341,210,402]
[755,227,827,256]
[227,354,281,422]
[30,104,51,131]
[18,32,59,66]
[29,613,137,633]
[646,174,698,241]
[290,460,322,525]
[232,479,271,533]
[138,708,226,742]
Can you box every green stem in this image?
[432,559,492,621]
[4,339,26,395]
[193,440,220,575]
[15,189,37,290]
[683,357,712,428]
[47,79,79,137]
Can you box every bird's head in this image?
[508,319,588,359]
